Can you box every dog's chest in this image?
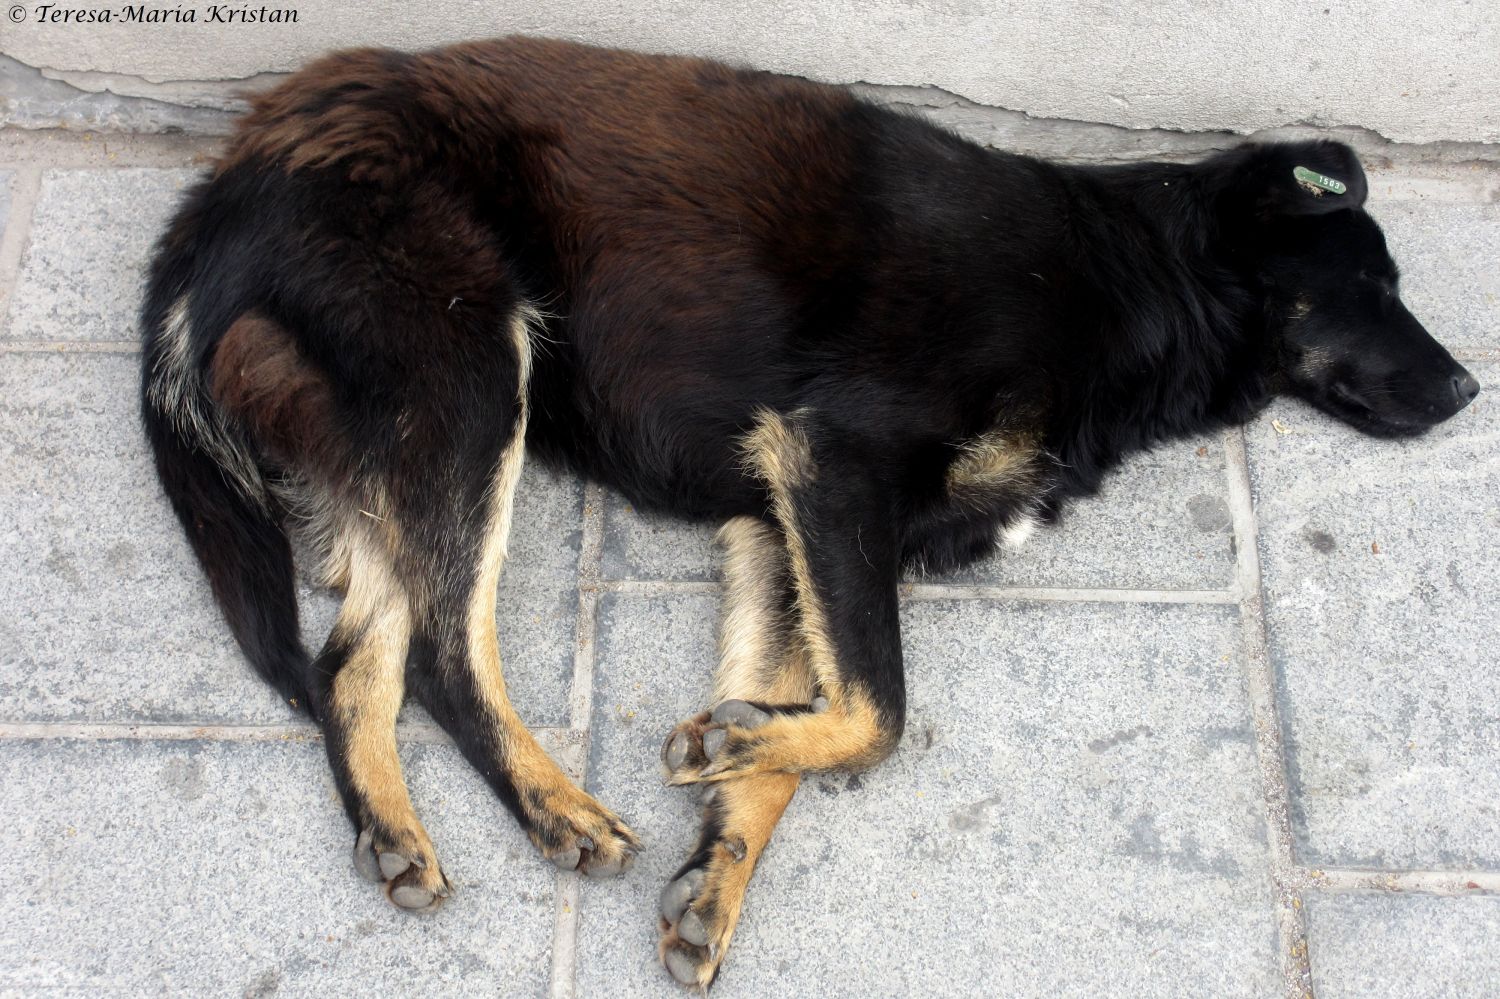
[943,429,1041,506]
[903,429,1049,573]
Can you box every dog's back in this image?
[140,36,1475,990]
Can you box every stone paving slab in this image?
[0,169,12,239]
[600,494,721,582]
[1370,201,1500,349]
[952,433,1234,589]
[600,434,1235,590]
[2,168,200,343]
[1306,894,1500,999]
[0,351,580,728]
[578,592,1278,997]
[1247,368,1500,869]
[0,737,555,995]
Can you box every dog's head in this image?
[1226,141,1478,436]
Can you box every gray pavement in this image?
[1,130,1497,997]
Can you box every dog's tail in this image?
[139,242,317,720]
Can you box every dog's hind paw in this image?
[352,827,452,913]
[520,781,641,878]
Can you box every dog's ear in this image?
[1221,141,1368,219]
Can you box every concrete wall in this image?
[2,0,1497,144]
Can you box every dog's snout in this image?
[1453,368,1481,409]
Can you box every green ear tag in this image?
[1293,165,1347,195]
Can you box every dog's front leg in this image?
[657,517,813,987]
[663,411,907,785]
[657,414,907,986]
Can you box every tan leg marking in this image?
[712,516,812,705]
[659,517,813,987]
[328,524,450,908]
[455,309,639,871]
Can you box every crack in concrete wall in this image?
[2,56,240,134]
[6,57,1500,169]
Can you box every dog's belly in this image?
[526,381,770,523]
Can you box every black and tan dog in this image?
[140,36,1478,987]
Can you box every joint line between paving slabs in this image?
[549,479,608,999]
[0,340,143,353]
[599,577,1238,605]
[1450,346,1500,363]
[1223,427,1312,998]
[0,165,43,327]
[1293,866,1500,896]
[0,719,568,746]
[0,130,222,170]
[901,582,1237,604]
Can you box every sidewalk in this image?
[0,127,1496,998]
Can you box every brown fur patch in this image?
[209,311,336,463]
[217,35,859,205]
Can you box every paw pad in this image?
[710,699,771,728]
[659,868,705,923]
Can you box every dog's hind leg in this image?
[404,310,640,878]
[657,517,815,988]
[207,310,450,910]
[314,505,454,910]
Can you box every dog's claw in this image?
[353,830,382,883]
[811,695,830,714]
[552,845,581,871]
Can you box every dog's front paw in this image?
[661,699,785,784]
[657,825,746,988]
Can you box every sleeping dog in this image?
[140,36,1478,988]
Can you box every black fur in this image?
[137,36,1478,983]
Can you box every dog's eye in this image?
[1357,271,1396,297]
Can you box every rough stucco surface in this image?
[2,1,1498,144]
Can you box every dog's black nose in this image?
[1453,368,1481,408]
